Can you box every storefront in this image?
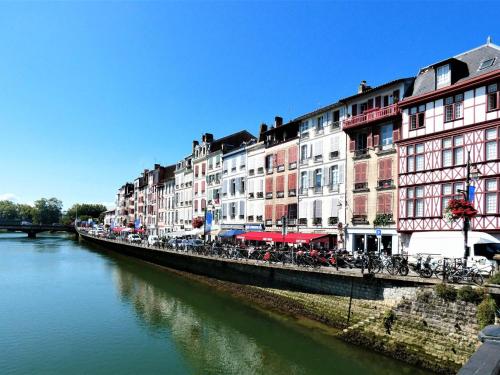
[347,227,399,254]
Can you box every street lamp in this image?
[457,151,481,267]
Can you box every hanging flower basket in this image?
[444,199,477,221]
[192,216,204,229]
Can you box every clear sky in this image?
[0,1,498,209]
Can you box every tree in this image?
[17,204,35,222]
[0,200,19,221]
[63,203,108,224]
[32,198,63,224]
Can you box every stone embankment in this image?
[80,232,485,374]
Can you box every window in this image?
[444,94,464,122]
[316,116,324,133]
[485,179,498,214]
[314,168,322,193]
[354,162,368,190]
[380,124,393,149]
[485,128,498,161]
[436,64,451,89]
[300,120,310,133]
[377,193,392,214]
[479,57,496,71]
[300,172,308,194]
[265,155,274,173]
[330,165,339,186]
[407,143,424,172]
[487,83,499,112]
[442,136,464,167]
[405,186,424,217]
[356,133,367,152]
[300,144,309,162]
[409,105,425,130]
[441,182,464,214]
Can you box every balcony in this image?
[377,179,394,190]
[313,217,322,226]
[276,191,285,198]
[277,165,285,172]
[256,216,263,222]
[265,220,273,226]
[257,167,264,174]
[353,148,369,159]
[298,218,307,225]
[354,182,369,191]
[247,215,254,222]
[266,192,273,199]
[249,169,255,176]
[328,217,339,225]
[352,215,369,225]
[330,121,340,130]
[329,151,339,160]
[248,192,255,199]
[288,189,297,197]
[256,192,264,199]
[288,218,297,226]
[343,104,399,130]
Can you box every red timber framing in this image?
[397,118,500,232]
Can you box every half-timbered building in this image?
[398,40,500,242]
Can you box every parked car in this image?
[186,239,204,249]
[21,221,32,226]
[148,235,160,246]
[127,234,142,244]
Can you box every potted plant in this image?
[373,213,393,227]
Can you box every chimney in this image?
[275,116,283,127]
[358,80,368,94]
[205,133,214,143]
[258,123,268,142]
[154,164,160,170]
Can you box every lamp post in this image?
[458,151,481,268]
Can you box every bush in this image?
[476,296,497,328]
[457,286,485,304]
[435,283,457,302]
[416,289,432,303]
[489,272,500,285]
[383,309,396,334]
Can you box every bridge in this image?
[0,222,76,238]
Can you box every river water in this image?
[0,233,433,375]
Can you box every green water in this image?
[0,233,433,375]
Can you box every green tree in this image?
[32,198,63,224]
[17,204,36,222]
[63,203,108,224]
[0,200,20,221]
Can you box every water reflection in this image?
[109,253,430,375]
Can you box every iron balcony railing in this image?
[343,104,399,129]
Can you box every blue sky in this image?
[0,1,498,209]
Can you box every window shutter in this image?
[367,134,373,148]
[248,157,254,171]
[288,173,297,190]
[299,200,307,219]
[386,158,393,179]
[354,164,361,183]
[393,129,400,142]
[339,164,344,184]
[265,205,273,220]
[266,177,273,192]
[194,200,198,210]
[385,193,392,213]
[248,179,254,194]
[349,140,355,152]
[201,199,206,210]
[194,183,198,194]
[247,202,254,217]
[288,146,298,163]
[378,159,384,180]
[323,166,330,186]
[361,163,367,182]
[331,197,339,217]
[377,194,384,213]
[258,179,263,193]
[308,171,315,188]
[202,163,206,174]
[315,141,322,156]
[374,134,380,147]
[277,175,284,192]
[201,181,205,192]
[332,136,339,152]
[240,201,245,216]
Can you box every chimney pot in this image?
[275,116,283,127]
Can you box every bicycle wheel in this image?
[399,265,409,276]
[420,268,433,278]
[472,272,484,286]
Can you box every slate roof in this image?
[209,130,256,154]
[411,43,500,97]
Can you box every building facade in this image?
[398,41,500,243]
[221,146,247,231]
[245,139,266,231]
[174,155,193,231]
[343,79,414,254]
[296,103,347,245]
[262,118,300,233]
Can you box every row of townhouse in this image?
[113,39,500,253]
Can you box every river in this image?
[0,233,433,375]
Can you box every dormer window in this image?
[436,64,451,89]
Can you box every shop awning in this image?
[112,227,124,233]
[236,231,329,244]
[219,229,245,238]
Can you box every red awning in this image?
[236,231,284,243]
[236,231,329,244]
[283,232,329,244]
[113,227,124,233]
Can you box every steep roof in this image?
[338,78,414,103]
[210,130,256,153]
[411,42,500,97]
